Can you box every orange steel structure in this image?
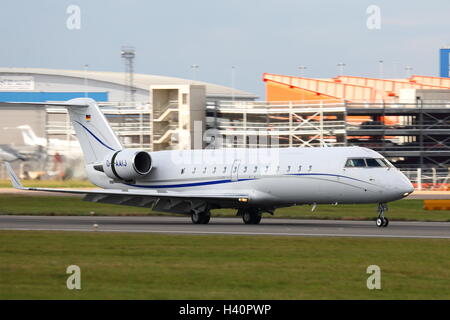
[264,73,381,102]
[409,75,450,87]
[263,73,450,102]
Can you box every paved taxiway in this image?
[1,215,449,239]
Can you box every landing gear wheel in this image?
[202,214,211,224]
[376,218,384,228]
[242,210,262,225]
[242,211,252,224]
[375,203,389,228]
[191,212,211,224]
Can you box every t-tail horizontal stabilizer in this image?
[4,162,25,190]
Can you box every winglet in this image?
[4,162,25,189]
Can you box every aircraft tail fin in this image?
[62,98,122,164]
[1,98,122,164]
[17,125,44,147]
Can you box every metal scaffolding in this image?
[206,100,347,148]
[346,101,450,169]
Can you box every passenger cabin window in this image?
[345,158,390,168]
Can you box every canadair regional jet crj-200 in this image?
[3,98,414,228]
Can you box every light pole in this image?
[298,66,307,103]
[337,63,346,76]
[378,60,384,78]
[231,66,236,102]
[393,61,399,78]
[405,66,413,78]
[190,64,199,81]
[298,66,307,77]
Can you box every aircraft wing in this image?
[4,162,250,213]
[0,145,27,161]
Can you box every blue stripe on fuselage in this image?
[125,178,253,189]
[287,173,368,184]
[125,173,369,189]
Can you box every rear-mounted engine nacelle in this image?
[103,149,152,181]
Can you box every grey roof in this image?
[0,67,257,99]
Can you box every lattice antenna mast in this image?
[121,46,136,103]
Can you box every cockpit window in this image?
[345,158,390,168]
[366,158,382,167]
[345,158,366,167]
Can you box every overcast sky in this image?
[0,0,449,97]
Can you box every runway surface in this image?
[1,215,450,239]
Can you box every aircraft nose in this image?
[396,173,414,198]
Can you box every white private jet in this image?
[3,98,414,227]
[17,124,82,157]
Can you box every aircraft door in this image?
[231,160,240,182]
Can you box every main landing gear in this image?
[376,203,389,228]
[239,208,262,225]
[191,211,211,224]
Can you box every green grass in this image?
[0,194,449,222]
[0,179,94,188]
[0,194,149,216]
[1,231,449,299]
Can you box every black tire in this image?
[191,212,211,225]
[242,210,262,225]
[252,214,262,225]
[243,211,253,224]
[202,214,211,224]
[382,217,389,227]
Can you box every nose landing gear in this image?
[376,203,389,227]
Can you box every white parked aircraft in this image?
[3,98,414,227]
[17,124,82,157]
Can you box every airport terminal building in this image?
[0,68,257,179]
[0,67,257,151]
